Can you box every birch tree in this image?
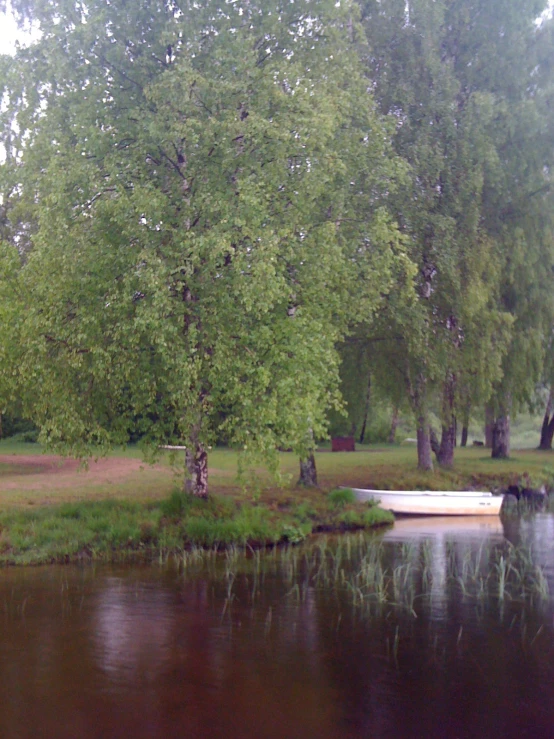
[359,0,554,467]
[1,0,402,494]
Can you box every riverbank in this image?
[0,441,553,564]
[0,488,394,565]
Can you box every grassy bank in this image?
[0,488,393,565]
[1,441,553,565]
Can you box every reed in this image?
[496,556,508,601]
[131,529,554,629]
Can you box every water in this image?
[2,515,554,738]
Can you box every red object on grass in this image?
[331,436,355,452]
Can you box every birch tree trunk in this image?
[185,441,209,497]
[358,372,372,444]
[437,423,456,467]
[417,416,433,471]
[485,405,494,448]
[388,406,399,444]
[435,374,456,467]
[298,453,318,487]
[460,404,470,447]
[491,415,510,459]
[491,394,511,459]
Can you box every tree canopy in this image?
[1,0,553,492]
[0,0,404,494]
[358,0,554,466]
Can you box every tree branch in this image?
[43,335,90,354]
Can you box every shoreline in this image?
[0,489,395,566]
[0,442,552,566]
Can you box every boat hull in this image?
[352,488,503,516]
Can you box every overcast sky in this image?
[0,10,37,54]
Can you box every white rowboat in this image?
[351,488,503,516]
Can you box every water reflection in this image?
[94,578,174,680]
[1,516,554,737]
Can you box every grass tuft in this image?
[328,487,356,508]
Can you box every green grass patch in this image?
[1,441,554,507]
[0,485,393,565]
[328,487,356,508]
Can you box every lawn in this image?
[0,439,553,508]
[0,439,552,565]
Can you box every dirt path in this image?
[0,454,171,494]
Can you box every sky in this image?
[0,10,38,55]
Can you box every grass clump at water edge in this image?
[0,486,393,565]
[328,487,357,508]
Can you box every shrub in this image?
[160,490,191,517]
[337,509,360,525]
[328,487,356,508]
[363,506,394,526]
[292,501,317,523]
[22,430,40,443]
[7,430,40,444]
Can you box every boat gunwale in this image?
[349,488,496,498]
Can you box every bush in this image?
[22,430,40,443]
[1,415,37,439]
[6,430,40,444]
[292,501,317,523]
[281,524,309,543]
[328,487,356,508]
[337,509,359,525]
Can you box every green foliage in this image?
[20,430,39,443]
[1,0,552,481]
[281,524,310,544]
[7,430,39,444]
[159,490,192,518]
[291,501,317,524]
[356,0,554,466]
[328,349,397,442]
[0,0,404,495]
[0,413,36,439]
[328,487,356,508]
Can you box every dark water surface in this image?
[2,515,554,738]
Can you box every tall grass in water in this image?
[450,541,549,604]
[265,535,552,618]
[170,534,550,616]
